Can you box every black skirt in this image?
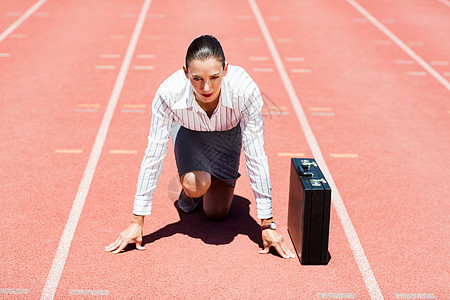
[174,124,242,186]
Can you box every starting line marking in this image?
[137,54,156,59]
[95,65,116,70]
[430,60,449,66]
[249,56,269,61]
[109,150,138,154]
[123,104,146,108]
[10,33,28,39]
[316,293,357,299]
[55,149,83,154]
[248,1,383,299]
[311,112,335,116]
[0,53,9,57]
[276,37,294,43]
[278,152,305,157]
[407,71,426,77]
[395,294,435,299]
[291,68,312,73]
[134,65,154,70]
[394,59,414,65]
[69,289,109,296]
[121,109,146,113]
[285,57,305,62]
[40,0,154,298]
[75,108,97,112]
[253,68,273,72]
[0,289,30,295]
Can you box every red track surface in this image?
[1,0,448,299]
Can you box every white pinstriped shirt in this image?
[133,65,273,219]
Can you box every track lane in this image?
[256,0,449,298]
[0,0,143,298]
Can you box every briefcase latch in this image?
[300,160,318,170]
[311,178,327,186]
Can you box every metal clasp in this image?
[311,178,327,186]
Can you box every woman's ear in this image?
[183,65,189,78]
[223,62,228,76]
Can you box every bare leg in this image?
[203,179,235,221]
[180,171,211,198]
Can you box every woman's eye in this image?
[193,77,202,81]
[211,76,219,80]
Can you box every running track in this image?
[0,0,449,299]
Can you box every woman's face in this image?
[184,58,228,106]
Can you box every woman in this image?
[105,35,295,259]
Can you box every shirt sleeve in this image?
[240,85,273,220]
[133,90,173,215]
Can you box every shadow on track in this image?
[121,195,263,252]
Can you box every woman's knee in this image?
[180,171,211,198]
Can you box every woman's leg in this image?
[203,179,235,221]
[180,171,211,198]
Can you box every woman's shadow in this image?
[123,195,263,252]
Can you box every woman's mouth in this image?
[202,93,214,98]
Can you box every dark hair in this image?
[185,35,226,70]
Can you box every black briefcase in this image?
[288,158,332,265]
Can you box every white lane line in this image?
[0,288,30,295]
[0,0,47,44]
[39,0,154,299]
[69,289,109,296]
[248,1,384,299]
[316,293,357,299]
[395,294,436,299]
[437,0,450,7]
[346,0,450,91]
[0,53,10,57]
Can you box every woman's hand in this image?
[259,220,295,259]
[105,215,146,254]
